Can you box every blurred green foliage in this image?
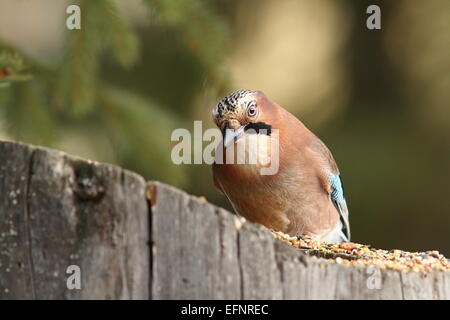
[0,0,230,186]
[0,51,32,86]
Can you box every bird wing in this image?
[328,173,351,241]
[308,136,351,241]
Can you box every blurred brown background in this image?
[0,0,449,254]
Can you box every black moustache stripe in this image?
[244,122,272,136]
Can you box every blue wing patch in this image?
[328,173,345,203]
[328,173,350,241]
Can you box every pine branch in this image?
[57,0,140,116]
[97,85,187,186]
[145,0,230,89]
[5,81,57,145]
[102,0,140,68]
[0,50,32,87]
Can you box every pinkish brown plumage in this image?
[212,90,350,242]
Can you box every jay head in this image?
[211,89,350,243]
[212,90,279,175]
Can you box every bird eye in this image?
[247,105,257,117]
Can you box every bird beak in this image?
[223,125,246,148]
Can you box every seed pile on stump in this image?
[271,231,450,273]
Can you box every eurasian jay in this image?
[212,90,350,243]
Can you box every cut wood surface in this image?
[0,140,449,299]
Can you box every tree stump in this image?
[0,140,448,299]
[0,141,149,299]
